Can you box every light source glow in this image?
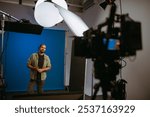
[34,0,68,27]
[34,2,62,27]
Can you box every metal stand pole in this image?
[0,14,5,99]
[83,59,88,100]
[0,10,19,99]
[83,59,94,100]
[1,14,5,79]
[0,10,19,22]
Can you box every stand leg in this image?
[91,82,101,100]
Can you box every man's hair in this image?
[38,44,46,49]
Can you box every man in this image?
[27,44,51,94]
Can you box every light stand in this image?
[0,14,6,99]
[0,10,20,22]
[1,14,5,76]
[0,10,19,99]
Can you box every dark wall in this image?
[69,40,85,91]
[0,2,36,24]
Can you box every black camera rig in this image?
[74,3,142,60]
[73,2,142,100]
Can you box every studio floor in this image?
[0,90,104,100]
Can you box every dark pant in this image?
[27,79,45,94]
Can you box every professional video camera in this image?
[73,1,142,100]
[74,3,142,60]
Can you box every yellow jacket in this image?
[27,53,51,80]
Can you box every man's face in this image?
[39,45,46,53]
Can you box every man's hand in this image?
[37,67,50,73]
[37,68,44,73]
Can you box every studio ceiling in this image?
[0,0,96,12]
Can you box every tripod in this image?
[92,58,121,100]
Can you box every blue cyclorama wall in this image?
[3,29,65,92]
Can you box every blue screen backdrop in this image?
[2,29,65,92]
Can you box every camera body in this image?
[74,14,142,60]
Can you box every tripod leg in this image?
[91,82,101,100]
[101,86,108,100]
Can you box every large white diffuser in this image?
[34,2,62,27]
[34,0,89,36]
[55,4,89,36]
